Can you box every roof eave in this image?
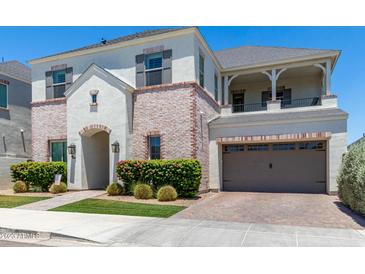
[220,51,341,74]
[28,27,197,65]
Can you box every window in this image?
[91,94,97,104]
[50,141,67,162]
[145,52,163,86]
[0,83,8,108]
[224,144,244,152]
[199,54,204,87]
[52,70,66,98]
[247,144,269,151]
[214,74,218,101]
[148,136,161,159]
[273,143,296,151]
[299,142,325,150]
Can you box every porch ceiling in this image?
[230,65,322,85]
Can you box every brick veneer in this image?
[133,82,220,191]
[31,98,67,161]
[31,82,221,191]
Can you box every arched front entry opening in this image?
[80,125,110,189]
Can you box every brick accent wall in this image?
[133,82,220,191]
[31,98,67,161]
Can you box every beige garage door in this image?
[222,141,326,193]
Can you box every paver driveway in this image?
[173,192,365,230]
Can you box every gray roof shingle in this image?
[214,46,339,69]
[0,61,31,83]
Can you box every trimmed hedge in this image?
[10,162,67,192]
[338,138,365,215]
[116,159,201,198]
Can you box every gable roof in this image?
[214,46,340,70]
[65,63,134,98]
[29,27,194,63]
[0,61,31,83]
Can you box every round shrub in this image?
[106,182,123,196]
[338,139,365,215]
[13,181,28,193]
[49,182,67,194]
[134,183,153,199]
[157,185,177,202]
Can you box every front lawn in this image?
[50,198,186,218]
[0,195,50,208]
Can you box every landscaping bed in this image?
[49,198,186,218]
[0,195,50,208]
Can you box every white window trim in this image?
[0,82,8,109]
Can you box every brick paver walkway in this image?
[16,190,105,211]
[173,192,365,230]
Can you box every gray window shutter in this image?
[65,67,73,90]
[261,91,270,107]
[162,49,172,84]
[45,71,53,99]
[135,54,145,88]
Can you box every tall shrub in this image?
[10,162,67,192]
[338,139,365,215]
[116,159,201,197]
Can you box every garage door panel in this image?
[223,143,326,193]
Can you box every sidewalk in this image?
[1,208,365,246]
[15,190,105,211]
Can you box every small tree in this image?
[338,138,365,215]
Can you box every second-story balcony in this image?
[221,62,338,116]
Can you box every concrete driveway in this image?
[173,192,365,230]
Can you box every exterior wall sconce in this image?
[111,141,120,153]
[68,144,76,159]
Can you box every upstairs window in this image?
[145,52,163,86]
[148,135,161,159]
[199,54,205,87]
[0,83,8,108]
[214,74,218,101]
[52,70,66,98]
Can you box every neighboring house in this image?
[348,134,365,149]
[0,61,32,189]
[29,27,347,194]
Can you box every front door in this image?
[232,93,244,112]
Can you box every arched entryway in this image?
[80,125,110,189]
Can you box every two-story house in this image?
[0,61,32,189]
[29,27,347,194]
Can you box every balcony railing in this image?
[281,97,321,109]
[231,97,322,113]
[232,102,267,113]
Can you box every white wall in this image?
[193,36,221,100]
[209,115,347,193]
[32,33,196,102]
[67,73,132,190]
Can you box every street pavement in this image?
[1,208,365,247]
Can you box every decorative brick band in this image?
[216,132,331,144]
[31,97,66,107]
[190,89,198,158]
[79,124,112,135]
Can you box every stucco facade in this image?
[29,27,348,194]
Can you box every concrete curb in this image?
[0,226,101,244]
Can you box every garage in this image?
[222,141,327,193]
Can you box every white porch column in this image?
[224,75,229,105]
[271,69,277,100]
[325,60,331,95]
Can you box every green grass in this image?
[50,198,186,218]
[0,195,50,208]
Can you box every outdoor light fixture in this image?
[111,141,120,153]
[68,144,76,159]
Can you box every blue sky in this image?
[0,26,363,144]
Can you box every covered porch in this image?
[220,59,337,115]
